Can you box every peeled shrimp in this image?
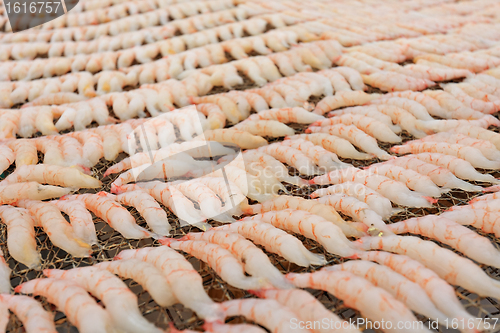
[391,142,500,170]
[313,91,380,115]
[115,246,224,321]
[0,294,56,333]
[233,120,295,137]
[370,97,434,121]
[381,91,449,119]
[0,205,40,269]
[331,66,366,91]
[114,191,171,236]
[242,210,359,257]
[117,182,206,228]
[316,194,392,236]
[310,123,392,159]
[388,215,500,269]
[286,133,372,160]
[311,167,434,208]
[51,199,98,246]
[286,270,431,333]
[16,199,92,257]
[411,132,500,161]
[311,182,394,219]
[194,177,248,216]
[15,278,113,333]
[309,114,401,143]
[64,192,153,239]
[440,206,500,238]
[328,106,402,133]
[96,259,176,307]
[421,117,500,132]
[325,261,449,324]
[24,92,87,107]
[443,83,500,114]
[362,72,435,92]
[194,129,268,149]
[256,143,320,176]
[358,251,484,333]
[247,107,324,124]
[1,164,101,188]
[450,125,500,151]
[385,155,482,192]
[367,163,445,197]
[0,182,71,205]
[220,299,310,333]
[278,139,348,171]
[354,235,500,300]
[214,220,326,267]
[9,139,38,166]
[423,90,486,120]
[0,145,14,174]
[251,289,361,333]
[44,267,162,333]
[179,230,291,289]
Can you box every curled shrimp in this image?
[0,294,56,333]
[51,199,98,246]
[256,143,320,176]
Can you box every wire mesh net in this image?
[2,115,500,332]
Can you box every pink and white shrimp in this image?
[277,139,348,171]
[385,156,482,192]
[358,251,484,333]
[380,91,449,119]
[251,289,361,333]
[247,88,287,109]
[24,92,87,107]
[0,145,15,175]
[15,278,113,333]
[214,220,326,267]
[96,259,176,307]
[310,182,394,219]
[325,261,449,324]
[0,294,56,333]
[63,192,153,239]
[286,270,431,333]
[116,182,206,228]
[316,194,392,236]
[313,91,380,115]
[233,120,295,138]
[421,117,500,133]
[370,97,434,121]
[0,205,40,269]
[330,66,366,90]
[411,132,500,161]
[44,267,162,333]
[161,238,269,290]
[310,167,435,208]
[1,164,101,189]
[9,139,38,167]
[241,209,360,257]
[15,199,92,257]
[367,163,445,197]
[391,142,500,170]
[328,106,402,133]
[196,129,268,149]
[309,114,401,143]
[180,230,291,289]
[442,83,500,114]
[51,199,98,246]
[388,215,500,269]
[243,195,367,238]
[194,177,248,216]
[307,124,391,160]
[318,69,353,92]
[423,90,486,120]
[115,246,224,321]
[220,299,311,333]
[362,72,435,92]
[196,103,226,129]
[0,182,71,205]
[247,107,324,124]
[286,133,372,160]
[449,125,500,151]
[67,131,104,168]
[354,235,500,300]
[256,143,320,176]
[440,206,500,238]
[114,190,171,236]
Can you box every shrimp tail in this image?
[157,238,175,246]
[241,204,261,215]
[424,196,438,204]
[247,289,266,298]
[346,253,361,259]
[483,185,500,192]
